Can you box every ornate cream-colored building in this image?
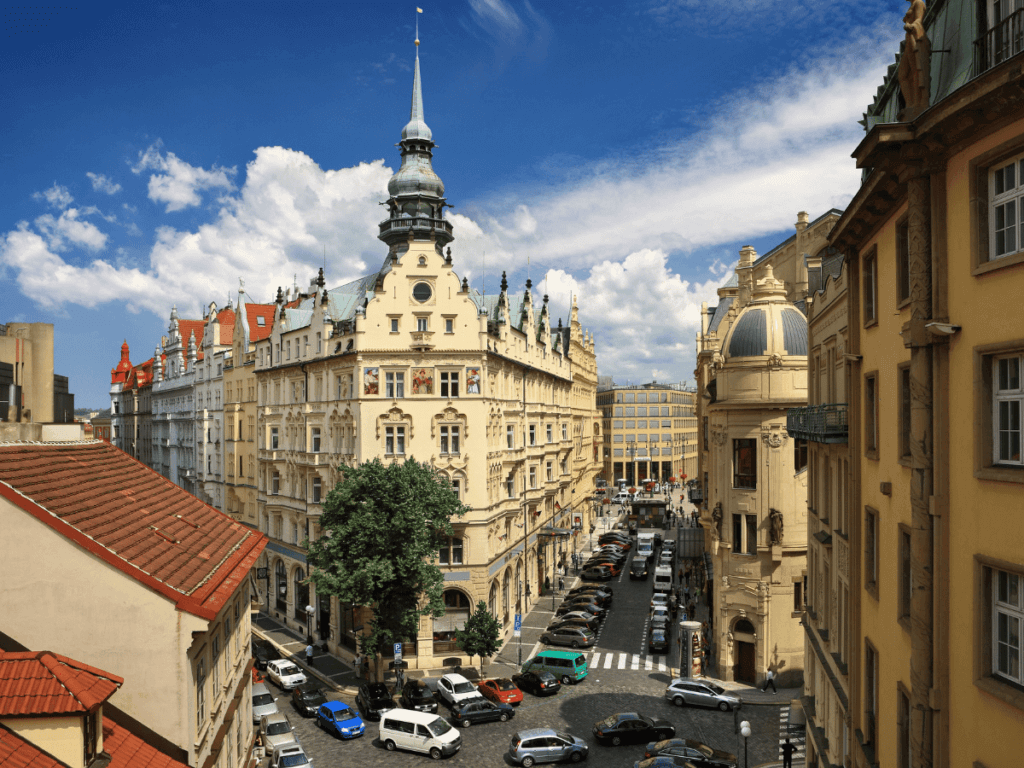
[252,44,600,669]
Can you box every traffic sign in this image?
[513,613,522,637]
[394,642,402,661]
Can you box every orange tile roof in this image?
[0,441,266,620]
[102,716,189,768]
[0,724,64,768]
[246,304,276,342]
[0,651,122,716]
[215,307,237,345]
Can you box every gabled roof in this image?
[0,651,122,716]
[0,718,189,768]
[0,441,266,620]
[176,320,205,351]
[245,304,276,342]
[214,307,236,345]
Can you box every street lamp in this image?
[740,720,751,768]
[305,604,315,644]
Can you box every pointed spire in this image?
[501,271,508,292]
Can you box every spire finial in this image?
[415,6,422,47]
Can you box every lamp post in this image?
[740,721,751,768]
[305,604,315,644]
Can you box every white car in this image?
[270,744,314,768]
[651,593,670,612]
[436,673,483,708]
[266,659,308,690]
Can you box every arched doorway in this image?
[515,562,523,612]
[433,589,471,655]
[733,618,757,684]
[294,567,309,624]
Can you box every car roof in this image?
[441,672,471,684]
[322,700,351,712]
[516,727,558,738]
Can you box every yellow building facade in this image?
[823,4,1024,765]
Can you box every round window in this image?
[413,282,432,302]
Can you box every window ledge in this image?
[972,249,1024,276]
[864,318,879,330]
[975,465,1024,484]
[898,614,912,634]
[898,455,911,468]
[864,449,879,461]
[865,581,879,601]
[975,673,1024,712]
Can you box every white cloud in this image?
[33,208,108,252]
[1,146,393,317]
[86,172,122,195]
[32,183,73,210]
[132,143,237,212]
[468,0,524,39]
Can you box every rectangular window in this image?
[439,537,464,565]
[865,642,879,746]
[995,354,1023,465]
[451,479,461,500]
[417,317,428,332]
[506,474,515,498]
[745,514,757,555]
[546,461,553,482]
[991,153,1024,259]
[732,514,743,554]
[386,371,405,399]
[863,250,877,325]
[898,686,911,768]
[529,466,537,488]
[440,426,460,455]
[390,318,399,333]
[794,579,804,612]
[312,477,322,503]
[271,427,279,450]
[614,406,623,417]
[625,407,635,417]
[271,471,280,495]
[865,373,879,456]
[794,438,808,473]
[529,424,536,446]
[899,525,912,621]
[385,426,405,455]
[445,318,454,333]
[899,365,912,460]
[311,427,321,453]
[896,218,910,305]
[637,407,647,417]
[865,507,879,595]
[211,634,220,691]
[196,658,206,729]
[733,438,757,489]
[994,566,1024,685]
[507,425,515,449]
[562,423,568,440]
[546,424,553,443]
[440,371,459,398]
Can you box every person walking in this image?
[305,642,315,668]
[781,738,796,768]
[762,668,778,694]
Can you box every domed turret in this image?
[723,265,808,360]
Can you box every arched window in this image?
[502,570,511,623]
[432,589,471,653]
[275,560,288,611]
[735,618,755,636]
[489,580,498,621]
[294,568,309,623]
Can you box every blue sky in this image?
[1,1,906,408]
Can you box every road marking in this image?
[605,653,615,669]
[645,656,653,671]
[591,652,601,667]
[631,654,640,670]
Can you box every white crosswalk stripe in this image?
[631,654,640,670]
[644,656,653,671]
[587,650,669,672]
[618,652,628,668]
[779,704,807,761]
[603,653,613,669]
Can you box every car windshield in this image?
[266,723,291,735]
[598,714,620,728]
[709,683,725,694]
[555,731,574,742]
[278,664,300,676]
[453,681,475,693]
[334,707,353,720]
[253,694,275,706]
[427,718,453,737]
[496,679,516,691]
[279,756,308,768]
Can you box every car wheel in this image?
[673,696,685,707]
[719,701,730,711]
[561,675,572,685]
[570,751,584,763]
[461,718,471,727]
[430,747,442,760]
[541,636,550,644]
[522,758,536,768]
[571,641,580,648]
[385,740,396,751]
[500,712,509,722]
[611,736,622,746]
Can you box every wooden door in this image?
[736,641,756,684]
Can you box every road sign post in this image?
[394,642,403,661]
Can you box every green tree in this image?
[306,458,465,681]
[455,601,502,675]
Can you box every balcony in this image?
[786,404,848,443]
[378,216,454,238]
[975,9,1024,76]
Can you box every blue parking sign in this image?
[513,613,522,637]
[394,642,402,660]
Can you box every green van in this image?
[521,650,588,685]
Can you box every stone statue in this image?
[711,502,723,538]
[897,0,930,121]
[769,508,784,545]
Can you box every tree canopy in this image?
[306,458,466,672]
[455,600,502,674]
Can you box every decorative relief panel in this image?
[837,535,848,581]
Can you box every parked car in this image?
[664,679,740,711]
[436,673,484,708]
[252,681,279,723]
[290,683,328,717]
[512,670,561,697]
[259,712,297,753]
[662,538,676,552]
[315,700,366,740]
[592,712,675,746]
[555,603,604,620]
[554,611,602,627]
[650,607,672,629]
[540,626,596,649]
[252,639,281,670]
[635,755,695,768]
[450,697,514,726]
[547,617,601,634]
[559,597,607,617]
[269,744,313,768]
[398,678,439,713]
[648,628,670,654]
[478,678,524,706]
[509,727,589,766]
[568,585,613,599]
[265,660,307,690]
[598,534,631,547]
[355,682,397,721]
[643,737,737,768]
[583,560,621,576]
[651,593,670,612]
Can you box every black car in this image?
[512,671,561,697]
[648,628,670,654]
[290,682,328,716]
[635,756,697,768]
[581,566,614,581]
[644,738,738,768]
[450,697,514,726]
[592,712,675,746]
[547,617,601,634]
[251,639,280,671]
[398,678,439,713]
[630,560,649,580]
[355,682,397,721]
[568,585,613,599]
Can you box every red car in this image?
[478,677,524,706]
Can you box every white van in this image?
[379,708,462,759]
[636,532,655,559]
[653,565,673,593]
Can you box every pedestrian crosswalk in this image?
[779,704,806,762]
[586,650,673,673]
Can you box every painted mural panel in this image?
[412,367,433,395]
[466,367,481,394]
[364,367,379,395]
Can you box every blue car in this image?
[316,700,365,739]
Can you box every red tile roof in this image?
[0,651,122,716]
[246,304,276,342]
[215,307,237,345]
[0,724,64,768]
[103,716,189,768]
[0,441,266,620]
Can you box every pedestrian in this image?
[782,738,796,768]
[688,601,696,617]
[558,576,565,592]
[353,651,362,677]
[305,642,315,668]
[762,668,778,694]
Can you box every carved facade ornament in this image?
[897,0,930,121]
[375,405,413,439]
[767,353,784,369]
[711,351,726,371]
[712,430,728,447]
[711,502,723,538]
[761,430,787,448]
[769,508,784,545]
[430,405,468,438]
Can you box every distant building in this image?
[0,322,78,437]
[109,341,158,464]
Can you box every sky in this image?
[0,1,907,408]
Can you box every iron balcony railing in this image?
[786,404,848,444]
[975,9,1024,76]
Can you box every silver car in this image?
[664,678,740,711]
[509,727,589,766]
[540,626,596,649]
[260,712,297,753]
